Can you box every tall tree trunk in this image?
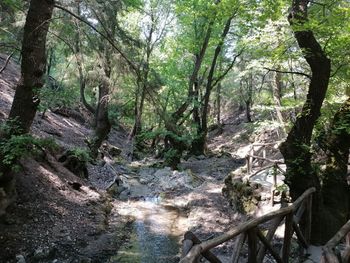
[75,1,95,114]
[279,0,331,244]
[163,22,214,167]
[89,80,111,158]
[273,70,285,135]
[190,16,233,156]
[245,99,252,123]
[8,0,54,133]
[0,0,54,216]
[318,98,350,242]
[130,80,146,139]
[216,82,222,125]
[190,80,203,156]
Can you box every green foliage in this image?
[68,147,92,164]
[0,133,57,172]
[163,148,179,161]
[38,81,79,113]
[0,118,23,136]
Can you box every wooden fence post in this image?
[248,228,258,263]
[282,213,294,263]
[304,195,312,245]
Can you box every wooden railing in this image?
[245,142,284,177]
[322,220,350,263]
[180,187,316,263]
[245,142,285,206]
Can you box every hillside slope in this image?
[0,55,130,262]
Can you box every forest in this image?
[0,0,349,262]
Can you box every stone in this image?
[154,167,172,178]
[33,247,51,260]
[108,146,122,157]
[16,254,26,263]
[196,155,206,160]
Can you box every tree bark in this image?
[89,79,111,158]
[71,1,95,114]
[190,16,233,155]
[245,99,252,123]
[279,0,331,244]
[273,70,286,136]
[319,98,350,242]
[0,0,54,216]
[8,0,55,133]
[216,82,222,125]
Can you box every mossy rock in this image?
[223,174,262,214]
[58,150,89,178]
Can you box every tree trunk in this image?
[8,0,54,133]
[190,16,233,156]
[89,80,111,158]
[245,99,252,123]
[130,82,146,139]
[318,98,350,242]
[163,22,214,167]
[279,0,331,244]
[216,82,222,125]
[75,2,95,114]
[190,80,204,156]
[273,71,285,135]
[0,0,54,216]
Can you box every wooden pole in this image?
[230,233,246,263]
[248,228,258,263]
[281,213,294,263]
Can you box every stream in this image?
[111,194,187,263]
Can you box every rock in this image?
[68,181,82,191]
[58,150,89,178]
[223,174,262,214]
[154,167,172,178]
[33,247,51,260]
[196,155,206,160]
[108,146,122,157]
[139,178,147,184]
[118,189,130,201]
[108,184,126,197]
[16,254,26,263]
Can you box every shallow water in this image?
[112,196,186,263]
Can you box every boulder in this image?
[223,173,262,214]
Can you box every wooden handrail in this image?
[180,187,316,263]
[322,219,350,263]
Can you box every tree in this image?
[8,0,55,133]
[0,0,55,214]
[279,0,350,244]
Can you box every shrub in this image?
[0,134,57,172]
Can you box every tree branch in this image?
[212,48,244,88]
[330,64,347,78]
[263,67,311,79]
[54,4,139,75]
[0,52,14,74]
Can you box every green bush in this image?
[68,147,92,163]
[0,134,58,172]
[38,82,79,115]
